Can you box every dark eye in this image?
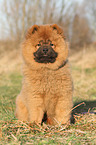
[50,43,54,46]
[37,43,41,46]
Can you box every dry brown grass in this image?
[70,45,96,68]
[0,41,21,73]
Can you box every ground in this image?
[0,46,96,144]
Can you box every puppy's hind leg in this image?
[15,95,28,121]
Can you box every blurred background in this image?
[0,0,96,74]
[0,0,96,51]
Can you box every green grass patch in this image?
[85,67,96,74]
[0,73,22,122]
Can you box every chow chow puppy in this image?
[15,24,73,125]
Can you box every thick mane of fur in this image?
[22,24,68,70]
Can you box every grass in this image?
[0,48,96,144]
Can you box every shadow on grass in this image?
[73,100,96,113]
[71,100,96,123]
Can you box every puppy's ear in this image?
[25,25,39,39]
[51,24,66,39]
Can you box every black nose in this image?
[43,48,48,54]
